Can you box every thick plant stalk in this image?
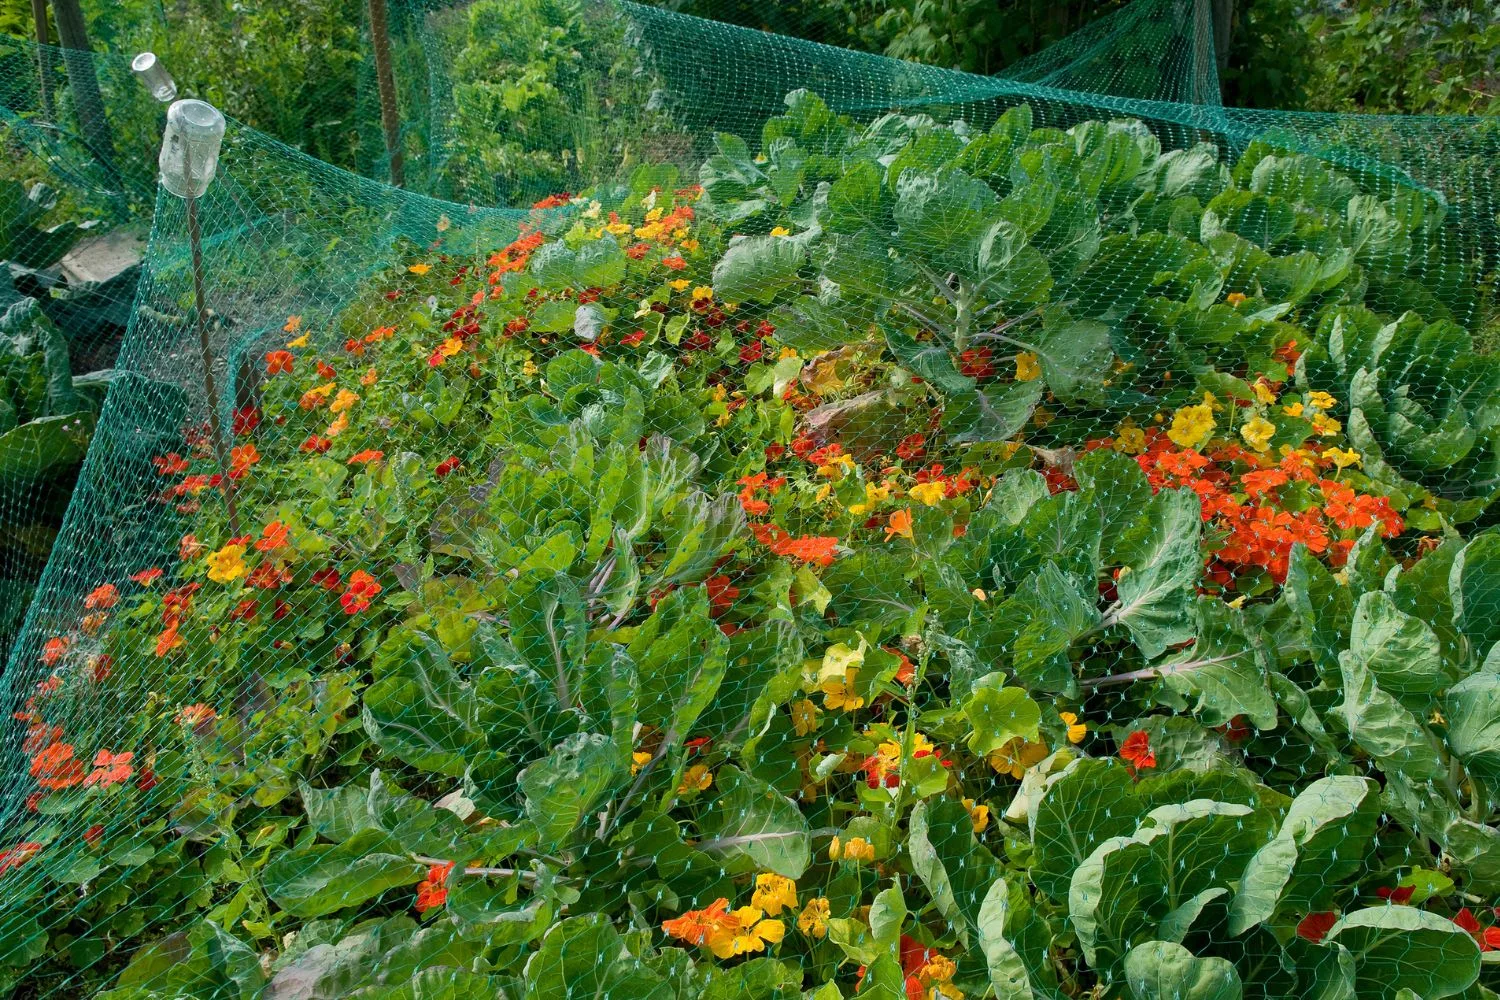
[50,0,118,184]
[30,0,51,118]
[368,0,405,187]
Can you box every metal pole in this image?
[367,0,405,187]
[30,0,52,118]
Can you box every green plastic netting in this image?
[2,0,1500,997]
[0,0,1215,662]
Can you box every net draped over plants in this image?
[1,0,1500,998]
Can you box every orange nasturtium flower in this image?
[1119,730,1156,771]
[255,521,291,552]
[83,750,133,788]
[155,623,184,658]
[176,703,217,728]
[264,350,294,375]
[84,583,119,610]
[0,842,43,875]
[40,637,68,665]
[341,570,382,615]
[662,898,737,947]
[229,443,261,475]
[329,389,360,414]
[415,861,453,913]
[348,449,385,465]
[30,742,85,790]
[885,509,914,541]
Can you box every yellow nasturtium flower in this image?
[1240,416,1276,452]
[1015,351,1041,382]
[1323,447,1362,469]
[1306,391,1338,411]
[909,481,947,506]
[1311,412,1342,437]
[988,736,1048,779]
[751,874,798,915]
[821,668,864,712]
[1113,421,1147,455]
[797,898,830,938]
[829,836,875,863]
[847,481,893,516]
[205,544,247,584]
[678,764,713,794]
[790,699,822,737]
[1060,711,1087,744]
[1167,403,1215,449]
[708,907,785,959]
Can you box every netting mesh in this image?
[2,0,1500,998]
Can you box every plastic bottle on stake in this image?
[159,99,224,199]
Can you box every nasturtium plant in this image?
[7,87,1500,1000]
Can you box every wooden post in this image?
[30,0,52,118]
[181,139,242,538]
[367,0,405,187]
[49,0,119,184]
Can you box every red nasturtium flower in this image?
[152,452,189,475]
[40,637,67,665]
[435,456,461,477]
[1119,730,1156,771]
[1375,884,1415,904]
[131,567,164,586]
[704,575,740,616]
[341,570,382,614]
[415,861,454,913]
[1297,911,1339,943]
[1452,908,1500,951]
[301,434,332,454]
[311,567,342,591]
[232,406,261,436]
[957,346,995,378]
[895,433,926,461]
